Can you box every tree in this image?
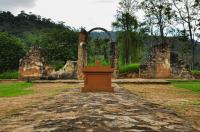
[172,0,200,69]
[112,0,141,64]
[112,0,138,32]
[38,28,78,64]
[141,0,174,43]
[0,32,26,72]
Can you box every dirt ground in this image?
[0,83,79,118]
[121,84,200,131]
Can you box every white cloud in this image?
[90,0,114,4]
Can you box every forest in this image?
[0,0,200,75]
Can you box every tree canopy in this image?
[0,32,26,72]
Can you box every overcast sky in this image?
[0,0,121,30]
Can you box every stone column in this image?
[112,42,119,78]
[77,28,88,79]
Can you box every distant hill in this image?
[0,11,73,46]
[89,31,117,42]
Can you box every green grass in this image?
[170,80,200,93]
[0,82,33,97]
[119,63,140,74]
[0,71,19,79]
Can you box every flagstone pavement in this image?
[0,84,198,132]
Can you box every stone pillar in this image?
[112,42,119,78]
[77,28,88,79]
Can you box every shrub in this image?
[119,63,140,74]
[192,70,200,75]
[0,70,19,79]
[192,70,200,79]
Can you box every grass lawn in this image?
[0,82,33,97]
[170,80,200,92]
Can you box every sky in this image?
[0,0,120,30]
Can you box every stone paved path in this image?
[0,84,197,132]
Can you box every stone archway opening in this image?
[87,28,112,67]
[77,27,118,79]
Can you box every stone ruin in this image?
[19,46,54,79]
[19,46,77,80]
[77,28,119,79]
[19,43,192,80]
[19,27,118,80]
[139,43,193,79]
[49,61,77,79]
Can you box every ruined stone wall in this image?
[140,44,171,78]
[19,46,48,79]
[49,61,77,79]
[140,43,193,79]
[171,58,193,79]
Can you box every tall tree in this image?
[112,0,139,32]
[112,0,140,64]
[141,0,174,43]
[172,0,200,69]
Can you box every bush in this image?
[192,70,200,79]
[0,32,26,72]
[0,70,19,79]
[192,70,200,75]
[119,63,140,74]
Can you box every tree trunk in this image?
[188,19,194,69]
[186,4,195,69]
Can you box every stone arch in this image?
[88,27,112,42]
[77,28,118,79]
